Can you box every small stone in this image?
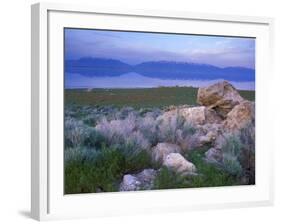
[163,153,196,175]
[119,175,141,191]
[119,169,157,191]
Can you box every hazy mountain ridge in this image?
[65,57,255,81]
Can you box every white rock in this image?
[119,169,157,191]
[180,106,221,125]
[151,143,181,163]
[163,153,196,175]
[158,106,221,126]
[119,174,141,191]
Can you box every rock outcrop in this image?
[195,81,255,176]
[180,106,222,125]
[223,100,255,132]
[163,153,196,175]
[122,81,254,187]
[197,81,244,117]
[159,106,222,126]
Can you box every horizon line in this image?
[64,86,255,91]
[65,56,255,70]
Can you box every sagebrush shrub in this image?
[82,114,98,126]
[65,117,90,148]
[157,112,185,143]
[83,127,106,148]
[239,124,255,153]
[96,113,136,141]
[238,124,255,184]
[138,114,159,146]
[118,106,137,119]
[221,135,243,176]
[222,154,243,176]
[222,135,242,156]
[125,130,151,151]
[64,147,100,164]
[95,112,153,151]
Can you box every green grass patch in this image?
[65,87,255,109]
[65,144,155,194]
[153,147,239,190]
[65,146,123,194]
[184,147,240,188]
[153,167,190,190]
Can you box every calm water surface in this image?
[65,72,255,90]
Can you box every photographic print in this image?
[64,28,255,194]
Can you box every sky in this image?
[65,28,255,69]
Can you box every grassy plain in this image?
[65,87,255,108]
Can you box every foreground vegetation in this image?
[64,102,254,194]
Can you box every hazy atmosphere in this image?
[65,29,255,68]
[65,28,255,90]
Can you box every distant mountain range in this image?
[65,57,255,82]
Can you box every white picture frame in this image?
[31,2,274,221]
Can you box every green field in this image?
[65,87,255,108]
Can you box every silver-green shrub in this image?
[65,117,90,148]
[156,112,185,143]
[221,135,243,176]
[95,112,151,151]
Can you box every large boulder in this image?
[197,81,244,118]
[179,106,222,125]
[163,153,196,175]
[158,106,222,126]
[223,100,255,132]
[119,169,157,191]
[151,143,181,163]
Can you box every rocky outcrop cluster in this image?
[197,81,255,166]
[119,81,255,191]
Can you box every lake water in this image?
[65,72,255,90]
